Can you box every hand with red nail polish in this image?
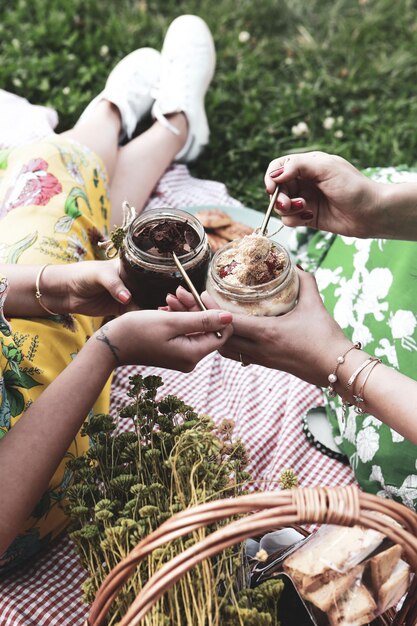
[263,151,391,238]
[220,269,417,445]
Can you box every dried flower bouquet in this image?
[65,374,284,625]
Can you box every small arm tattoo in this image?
[96,325,121,365]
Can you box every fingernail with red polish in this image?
[291,199,304,209]
[118,289,131,303]
[300,211,314,220]
[296,263,304,271]
[269,167,284,178]
[219,312,233,324]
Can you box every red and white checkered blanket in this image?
[0,92,356,626]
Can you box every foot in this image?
[151,15,216,163]
[77,48,161,142]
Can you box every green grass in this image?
[2,0,417,208]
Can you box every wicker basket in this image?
[86,486,417,626]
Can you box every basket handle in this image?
[86,486,417,626]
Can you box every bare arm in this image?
[321,346,417,444]
[264,151,417,241]
[167,279,417,445]
[0,308,233,553]
[222,273,417,444]
[1,260,134,318]
[375,182,417,241]
[0,333,114,552]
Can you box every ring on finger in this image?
[239,352,250,368]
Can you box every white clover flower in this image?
[12,77,22,88]
[238,30,250,43]
[62,86,71,95]
[334,129,344,138]
[337,115,344,124]
[100,45,110,57]
[255,548,268,562]
[291,121,309,137]
[11,38,20,49]
[323,116,335,130]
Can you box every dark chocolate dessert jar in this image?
[119,208,210,309]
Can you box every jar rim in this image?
[209,238,292,298]
[124,208,206,267]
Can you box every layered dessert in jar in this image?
[206,232,299,316]
[119,209,210,309]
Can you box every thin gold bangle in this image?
[35,264,59,316]
[344,357,376,392]
[352,358,382,414]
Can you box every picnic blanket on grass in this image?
[0,91,355,626]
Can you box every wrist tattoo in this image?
[96,325,121,365]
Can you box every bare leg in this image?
[61,101,121,181]
[109,113,187,224]
[63,102,187,225]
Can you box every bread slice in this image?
[368,544,402,589]
[195,208,232,230]
[207,232,229,252]
[377,559,410,613]
[283,524,384,594]
[215,221,254,241]
[303,564,364,613]
[328,582,377,626]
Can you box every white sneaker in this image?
[151,15,216,163]
[77,48,161,141]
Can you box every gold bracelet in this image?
[341,356,379,414]
[352,358,382,414]
[327,341,361,397]
[345,357,377,392]
[35,264,59,316]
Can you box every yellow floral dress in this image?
[0,136,111,571]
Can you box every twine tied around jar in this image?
[98,201,137,259]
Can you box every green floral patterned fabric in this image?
[289,167,417,510]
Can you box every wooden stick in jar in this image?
[172,251,222,339]
[259,185,280,236]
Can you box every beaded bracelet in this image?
[35,264,58,316]
[327,342,362,397]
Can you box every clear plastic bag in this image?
[276,524,411,626]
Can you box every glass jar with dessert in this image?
[206,232,299,316]
[119,208,210,309]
